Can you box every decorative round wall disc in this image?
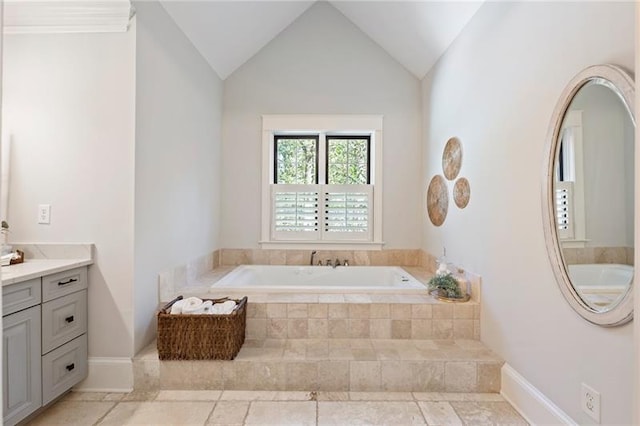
[442,137,463,180]
[453,177,471,209]
[427,175,448,226]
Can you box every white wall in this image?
[571,85,634,248]
[2,30,137,362]
[221,1,422,249]
[133,1,224,353]
[422,2,634,424]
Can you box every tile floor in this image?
[26,390,528,425]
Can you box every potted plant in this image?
[427,272,470,302]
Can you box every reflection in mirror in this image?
[1,134,11,248]
[544,64,634,327]
[554,81,634,311]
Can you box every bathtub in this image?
[211,265,427,294]
[567,263,633,307]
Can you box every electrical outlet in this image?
[581,383,600,423]
[38,204,51,224]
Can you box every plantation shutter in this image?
[323,185,373,241]
[271,184,372,241]
[556,181,574,239]
[271,184,320,240]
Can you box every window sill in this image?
[560,239,590,249]
[259,241,385,251]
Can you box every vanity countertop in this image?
[2,258,93,286]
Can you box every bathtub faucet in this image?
[326,258,341,269]
[310,250,317,266]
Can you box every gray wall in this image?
[3,30,136,361]
[422,2,634,423]
[221,2,422,249]
[133,1,224,353]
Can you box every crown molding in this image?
[4,1,133,34]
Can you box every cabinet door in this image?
[3,305,42,426]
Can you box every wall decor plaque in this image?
[453,177,470,209]
[442,137,463,180]
[427,174,448,226]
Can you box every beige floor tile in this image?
[418,401,463,425]
[98,401,214,425]
[206,400,250,425]
[450,401,528,425]
[459,393,505,402]
[245,401,316,425]
[27,401,116,426]
[121,390,159,401]
[349,392,414,401]
[412,392,504,402]
[62,391,110,401]
[103,393,127,402]
[135,341,159,360]
[220,390,314,401]
[318,401,425,425]
[316,391,349,401]
[412,392,444,401]
[155,390,222,401]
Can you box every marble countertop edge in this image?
[2,258,94,286]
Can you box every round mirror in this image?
[543,64,634,326]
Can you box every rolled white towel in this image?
[170,299,186,314]
[200,300,214,314]
[181,297,204,314]
[210,300,237,315]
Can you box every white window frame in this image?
[261,115,384,250]
[557,110,588,248]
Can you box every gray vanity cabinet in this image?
[2,266,88,426]
[3,305,42,426]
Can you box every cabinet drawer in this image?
[2,278,42,316]
[42,334,87,405]
[42,290,87,354]
[42,267,87,303]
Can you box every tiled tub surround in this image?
[562,246,634,266]
[134,339,502,393]
[145,248,498,394]
[243,300,480,341]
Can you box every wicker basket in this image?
[157,296,247,360]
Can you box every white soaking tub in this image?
[567,263,633,308]
[210,265,426,294]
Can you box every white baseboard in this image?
[74,357,133,392]
[501,363,577,425]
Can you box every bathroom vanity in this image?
[2,259,91,426]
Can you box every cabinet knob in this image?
[65,316,74,323]
[66,363,75,372]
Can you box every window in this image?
[261,115,383,249]
[274,135,318,184]
[555,111,587,246]
[326,136,370,184]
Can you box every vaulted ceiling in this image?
[159,1,483,80]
